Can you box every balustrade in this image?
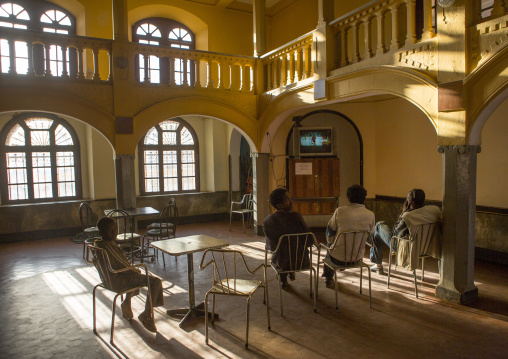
[0,28,112,81]
[260,32,313,91]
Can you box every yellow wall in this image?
[477,98,508,208]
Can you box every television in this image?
[298,127,333,156]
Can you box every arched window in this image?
[132,18,194,85]
[0,1,76,76]
[0,113,82,203]
[138,118,199,194]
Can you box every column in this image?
[421,0,434,40]
[318,0,335,26]
[351,23,359,63]
[340,28,348,67]
[376,11,386,55]
[93,48,100,80]
[304,44,312,78]
[112,0,129,42]
[406,0,416,46]
[436,145,480,304]
[115,154,137,210]
[251,152,270,236]
[289,50,296,84]
[253,0,266,57]
[61,45,69,78]
[77,47,85,80]
[364,19,373,58]
[390,6,400,51]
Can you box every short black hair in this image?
[270,187,288,208]
[410,188,426,208]
[97,217,115,233]
[347,184,367,204]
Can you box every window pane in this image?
[181,163,195,177]
[7,168,26,184]
[163,151,177,164]
[55,125,73,145]
[182,177,195,191]
[6,152,26,168]
[58,182,75,197]
[57,166,75,181]
[31,130,50,146]
[144,150,158,164]
[162,131,176,145]
[144,164,158,178]
[8,184,28,200]
[164,178,178,192]
[34,182,52,199]
[6,152,27,199]
[163,164,177,177]
[144,128,158,145]
[56,151,74,166]
[6,123,25,146]
[159,120,179,131]
[181,150,195,163]
[25,118,53,129]
[145,178,159,192]
[180,127,194,145]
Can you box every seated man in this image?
[94,217,164,332]
[324,184,375,288]
[369,188,441,273]
[263,187,311,289]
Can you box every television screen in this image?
[299,128,333,155]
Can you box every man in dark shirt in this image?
[94,217,164,332]
[263,187,311,289]
[369,188,425,274]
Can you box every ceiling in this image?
[183,0,298,16]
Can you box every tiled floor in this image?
[1,221,508,358]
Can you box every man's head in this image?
[97,217,116,240]
[346,184,367,204]
[269,187,292,211]
[407,189,425,209]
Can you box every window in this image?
[0,1,76,75]
[132,18,194,85]
[138,118,199,194]
[0,113,82,203]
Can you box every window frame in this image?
[0,112,82,204]
[138,118,200,195]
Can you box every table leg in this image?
[166,253,218,328]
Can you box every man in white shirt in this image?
[324,185,375,288]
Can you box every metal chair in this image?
[265,232,319,316]
[387,222,441,298]
[317,231,372,310]
[106,209,141,263]
[200,249,270,348]
[142,202,178,266]
[79,202,99,260]
[229,193,254,233]
[86,245,154,345]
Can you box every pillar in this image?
[390,6,400,51]
[436,145,480,304]
[405,0,416,46]
[421,0,434,40]
[112,0,128,42]
[253,0,266,57]
[115,154,136,210]
[252,153,270,236]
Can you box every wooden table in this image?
[151,235,229,328]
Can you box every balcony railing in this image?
[0,28,112,82]
[260,32,313,92]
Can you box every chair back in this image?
[106,209,134,240]
[329,231,371,263]
[411,222,440,257]
[200,249,263,295]
[157,203,178,238]
[87,245,115,290]
[79,202,95,229]
[168,198,176,206]
[245,193,254,211]
[271,232,318,272]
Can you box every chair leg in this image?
[413,269,419,298]
[111,293,121,345]
[438,259,441,277]
[204,292,210,345]
[229,211,232,231]
[245,297,252,349]
[309,267,313,299]
[93,286,98,335]
[162,252,166,267]
[368,267,372,308]
[311,268,317,313]
[278,274,283,317]
[242,215,246,233]
[421,257,425,282]
[264,283,271,331]
[334,270,338,311]
[387,238,393,289]
[359,266,363,294]
[211,293,216,324]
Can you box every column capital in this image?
[437,145,481,154]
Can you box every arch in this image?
[128,5,208,50]
[133,97,257,154]
[259,67,438,152]
[0,87,116,149]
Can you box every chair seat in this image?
[323,257,365,270]
[231,209,254,214]
[211,279,261,295]
[116,233,141,242]
[148,222,174,229]
[84,226,99,233]
[145,228,174,237]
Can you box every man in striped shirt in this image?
[94,217,164,333]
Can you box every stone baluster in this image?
[169,57,176,86]
[44,44,52,77]
[183,57,189,87]
[297,47,304,81]
[289,50,296,84]
[242,65,251,92]
[142,54,149,83]
[390,5,400,51]
[340,28,348,67]
[218,60,225,90]
[351,23,359,63]
[77,47,85,80]
[364,18,373,58]
[304,43,312,78]
[206,59,214,89]
[422,0,434,40]
[26,40,34,76]
[376,11,386,55]
[7,40,15,74]
[194,58,201,89]
[61,45,68,78]
[108,49,113,81]
[406,0,416,46]
[491,0,507,18]
[93,48,101,80]
[275,57,281,87]
[281,54,288,86]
